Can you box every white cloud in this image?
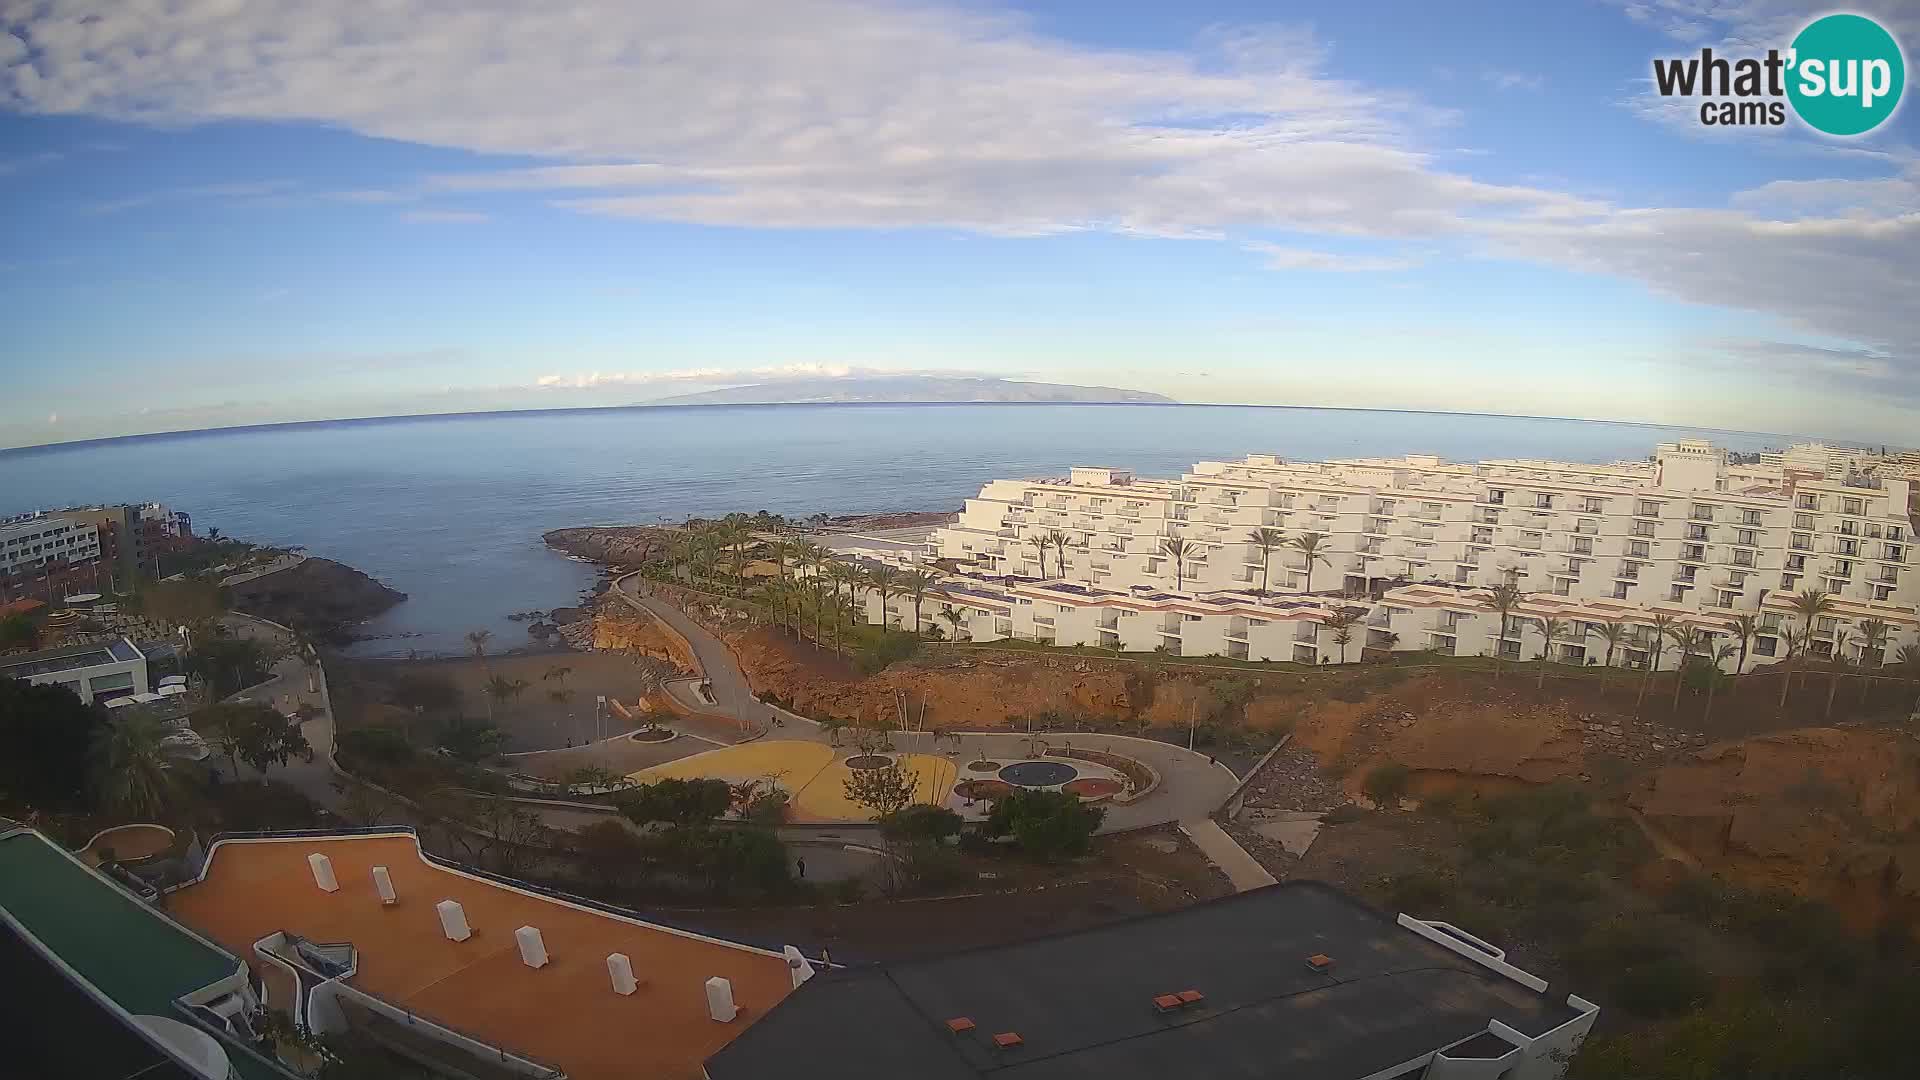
[83,179,296,214]
[398,208,490,224]
[1245,242,1418,272]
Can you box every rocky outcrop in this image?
[227,558,406,643]
[543,526,673,567]
[591,607,697,675]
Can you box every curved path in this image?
[605,573,1241,835]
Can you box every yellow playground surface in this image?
[628,740,959,822]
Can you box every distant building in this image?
[0,635,149,702]
[707,881,1598,1080]
[878,439,1917,668]
[56,503,192,587]
[0,514,102,581]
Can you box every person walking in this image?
[796,856,807,879]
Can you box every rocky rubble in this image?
[227,557,406,643]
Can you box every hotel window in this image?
[1733,550,1755,568]
[1754,636,1777,656]
[1742,509,1763,526]
[1790,532,1812,551]
[1891,526,1906,542]
[1535,493,1555,509]
[1612,582,1630,599]
[1486,488,1507,504]
[1572,537,1592,555]
[1636,500,1661,517]
[1843,497,1864,515]
[1794,513,1814,529]
[1681,544,1705,561]
[1690,503,1715,520]
[1838,539,1859,556]
[1888,544,1906,561]
[1719,591,1737,607]
[1628,540,1651,558]
[1669,585,1688,602]
[1831,561,1853,578]
[1676,566,1697,583]
[1632,520,1656,538]
[1875,584,1895,600]
[1781,574,1799,590]
[1735,529,1757,547]
[1686,524,1708,541]
[1817,617,1839,634]
[1798,494,1819,510]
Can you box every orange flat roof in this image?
[168,833,793,1080]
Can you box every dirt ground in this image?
[670,825,1232,963]
[339,650,677,752]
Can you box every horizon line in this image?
[0,399,1860,457]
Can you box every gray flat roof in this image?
[706,882,1579,1080]
[0,636,143,679]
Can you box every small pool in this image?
[998,760,1078,787]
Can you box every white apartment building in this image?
[865,441,1918,672]
[0,515,102,578]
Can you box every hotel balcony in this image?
[1294,627,1318,643]
[1426,635,1457,654]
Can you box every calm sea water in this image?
[0,404,1792,656]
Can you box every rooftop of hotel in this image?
[0,635,144,678]
[167,831,797,1080]
[706,881,1584,1080]
[0,826,288,1080]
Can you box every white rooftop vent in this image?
[706,976,738,1022]
[607,953,637,996]
[307,853,338,893]
[436,899,471,942]
[783,945,816,988]
[515,926,549,969]
[371,865,396,905]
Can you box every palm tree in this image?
[1786,588,1836,693]
[92,712,177,819]
[900,568,936,635]
[483,675,527,724]
[1853,617,1891,707]
[939,604,968,642]
[824,565,854,655]
[867,564,901,629]
[1026,534,1050,579]
[1703,643,1738,724]
[1046,530,1073,581]
[1325,608,1361,663]
[1896,643,1920,717]
[1665,623,1706,711]
[1290,532,1332,594]
[1535,617,1570,689]
[1728,613,1759,677]
[1486,580,1523,681]
[1779,625,1806,710]
[465,629,492,676]
[767,539,798,631]
[1637,613,1676,715]
[1587,620,1631,696]
[1160,537,1192,592]
[1246,527,1287,595]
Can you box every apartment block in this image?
[890,441,1919,671]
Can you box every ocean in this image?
[0,404,1793,657]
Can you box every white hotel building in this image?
[857,441,1919,672]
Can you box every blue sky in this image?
[2,0,1917,448]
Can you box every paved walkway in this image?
[219,613,341,812]
[1180,818,1278,892]
[603,573,1240,833]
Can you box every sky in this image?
[2,0,1918,449]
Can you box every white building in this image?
[855,440,1918,671]
[0,515,102,578]
[0,636,150,702]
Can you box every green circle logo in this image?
[1787,14,1905,136]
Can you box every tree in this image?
[985,789,1104,862]
[573,819,649,893]
[1588,620,1630,696]
[1289,532,1332,593]
[481,675,528,724]
[91,712,179,819]
[843,761,918,819]
[198,702,312,775]
[1535,617,1571,688]
[1160,537,1192,591]
[1728,613,1759,677]
[1325,607,1362,663]
[464,629,492,676]
[1702,643,1738,723]
[1246,527,1287,595]
[1636,613,1676,715]
[1486,581,1523,681]
[0,613,37,651]
[823,564,852,654]
[878,804,965,894]
[0,677,107,811]
[900,567,936,635]
[436,716,506,763]
[1898,644,1920,717]
[617,777,733,827]
[1785,588,1835,694]
[1047,529,1073,581]
[938,604,968,642]
[1854,617,1891,707]
[185,636,282,698]
[1664,623,1706,711]
[1026,533,1050,578]
[866,564,901,629]
[143,578,224,636]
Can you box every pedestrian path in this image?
[1179,817,1277,892]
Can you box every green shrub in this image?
[1609,957,1714,1018]
[854,630,921,674]
[985,789,1103,862]
[1362,763,1411,807]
